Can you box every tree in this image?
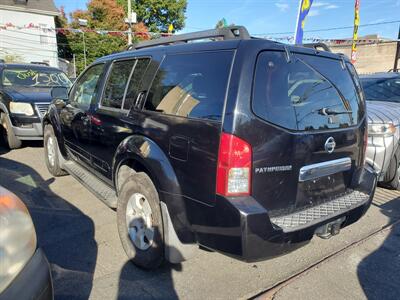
[117,0,187,33]
[70,0,127,31]
[56,0,184,75]
[55,6,73,59]
[62,0,133,73]
[66,32,127,74]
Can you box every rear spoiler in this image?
[301,43,332,52]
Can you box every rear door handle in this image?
[134,91,147,110]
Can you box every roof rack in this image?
[128,26,250,50]
[301,42,332,52]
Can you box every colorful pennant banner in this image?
[294,0,314,44]
[351,0,361,63]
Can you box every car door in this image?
[59,63,105,165]
[87,57,151,179]
[141,51,234,206]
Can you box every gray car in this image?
[361,72,400,189]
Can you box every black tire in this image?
[44,124,67,177]
[0,112,22,149]
[117,172,164,269]
[382,151,400,190]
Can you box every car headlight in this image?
[0,187,36,293]
[9,102,34,116]
[368,123,396,136]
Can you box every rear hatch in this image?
[250,50,366,216]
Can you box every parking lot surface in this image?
[1,142,400,300]
[269,222,400,300]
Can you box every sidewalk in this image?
[271,222,400,300]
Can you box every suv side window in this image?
[102,60,136,109]
[124,58,151,110]
[71,64,104,109]
[145,51,233,121]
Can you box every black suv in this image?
[0,63,71,148]
[43,27,376,269]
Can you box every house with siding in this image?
[0,0,59,67]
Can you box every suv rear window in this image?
[253,51,362,131]
[145,51,233,121]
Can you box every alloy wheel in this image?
[47,136,56,167]
[125,193,154,251]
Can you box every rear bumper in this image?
[195,165,377,262]
[0,248,53,300]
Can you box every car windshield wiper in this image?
[317,107,353,116]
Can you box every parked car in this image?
[43,26,376,269]
[0,186,53,300]
[0,63,72,149]
[360,72,400,189]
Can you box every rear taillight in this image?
[216,133,252,196]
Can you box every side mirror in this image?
[51,86,68,100]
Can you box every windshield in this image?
[2,68,72,88]
[361,77,400,102]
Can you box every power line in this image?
[1,41,58,53]
[255,19,400,36]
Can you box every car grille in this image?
[35,103,50,117]
[270,189,370,232]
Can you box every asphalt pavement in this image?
[1,142,399,300]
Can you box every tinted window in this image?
[124,58,150,110]
[102,60,135,109]
[145,51,233,121]
[299,54,363,120]
[253,51,361,131]
[72,64,104,109]
[361,77,400,102]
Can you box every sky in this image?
[54,0,400,40]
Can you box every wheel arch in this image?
[42,105,67,157]
[113,134,197,258]
[113,135,181,196]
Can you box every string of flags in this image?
[254,35,400,45]
[0,21,398,46]
[0,22,165,38]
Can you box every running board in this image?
[63,161,117,208]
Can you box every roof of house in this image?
[0,0,59,16]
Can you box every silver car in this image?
[361,72,400,189]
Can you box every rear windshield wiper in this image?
[317,107,353,116]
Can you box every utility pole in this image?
[394,25,400,72]
[73,54,77,78]
[127,0,132,45]
[82,31,87,69]
[78,18,88,69]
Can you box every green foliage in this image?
[70,0,127,31]
[55,7,73,59]
[117,0,187,32]
[57,0,187,75]
[66,32,127,74]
